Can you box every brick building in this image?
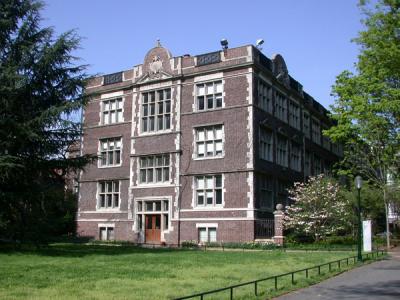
[77,41,342,244]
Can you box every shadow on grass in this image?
[0,241,187,257]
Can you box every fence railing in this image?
[254,219,274,239]
[174,250,386,300]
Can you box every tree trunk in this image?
[383,189,391,250]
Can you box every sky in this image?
[41,0,367,109]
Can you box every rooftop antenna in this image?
[256,39,264,51]
[220,38,228,50]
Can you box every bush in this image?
[204,241,280,250]
[181,240,198,248]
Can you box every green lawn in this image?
[0,243,355,300]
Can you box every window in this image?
[136,199,170,232]
[260,127,273,161]
[290,142,302,172]
[98,181,120,209]
[289,101,300,129]
[303,111,310,138]
[259,176,274,209]
[322,126,331,150]
[196,81,223,111]
[275,92,287,122]
[198,227,217,243]
[102,98,123,124]
[100,138,121,167]
[195,125,223,158]
[304,151,311,177]
[139,154,170,184]
[313,155,322,175]
[312,119,321,145]
[276,135,288,167]
[277,181,289,206]
[99,226,114,241]
[258,79,272,113]
[195,175,223,207]
[141,89,171,133]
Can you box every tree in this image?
[325,0,400,249]
[0,0,92,243]
[283,175,352,242]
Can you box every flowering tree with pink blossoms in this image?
[283,175,352,241]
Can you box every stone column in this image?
[273,204,284,246]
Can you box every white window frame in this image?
[98,224,115,241]
[194,175,223,207]
[258,79,273,113]
[138,154,170,185]
[97,181,120,210]
[135,198,171,234]
[99,137,122,167]
[194,125,224,159]
[276,135,288,167]
[101,97,124,125]
[195,80,223,112]
[140,89,171,134]
[260,127,273,162]
[197,227,217,243]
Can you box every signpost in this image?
[363,220,372,252]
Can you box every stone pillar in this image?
[273,204,284,246]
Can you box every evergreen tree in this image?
[0,0,92,243]
[325,0,400,248]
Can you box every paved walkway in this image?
[275,248,400,300]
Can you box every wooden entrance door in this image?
[145,214,161,243]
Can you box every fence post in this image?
[274,276,278,290]
[255,281,258,296]
[273,204,284,246]
[230,287,233,300]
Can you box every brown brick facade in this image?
[77,42,341,245]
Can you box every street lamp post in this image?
[355,175,363,262]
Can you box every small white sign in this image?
[363,220,372,252]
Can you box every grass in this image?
[0,243,359,299]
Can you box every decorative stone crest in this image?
[148,55,163,79]
[272,54,290,88]
[138,39,173,83]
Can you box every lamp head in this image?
[220,38,228,50]
[355,175,363,189]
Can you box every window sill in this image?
[193,206,224,210]
[139,130,173,137]
[193,156,224,161]
[98,164,123,169]
[135,183,173,188]
[194,107,225,113]
[96,208,121,212]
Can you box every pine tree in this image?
[0,0,92,243]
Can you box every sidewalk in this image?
[274,247,400,300]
